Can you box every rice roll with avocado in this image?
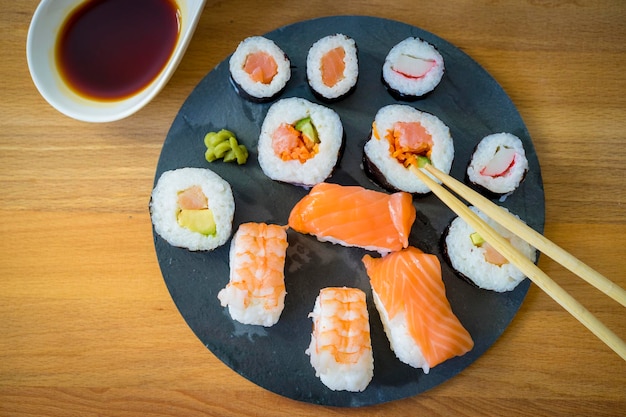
[382,37,444,100]
[443,206,537,292]
[306,34,358,101]
[258,97,344,187]
[229,36,291,102]
[467,133,528,195]
[150,167,235,251]
[363,104,454,194]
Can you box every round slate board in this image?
[152,16,545,407]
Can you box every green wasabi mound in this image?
[204,129,249,165]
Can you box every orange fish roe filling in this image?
[272,123,319,163]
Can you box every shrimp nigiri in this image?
[306,287,374,392]
[217,222,289,327]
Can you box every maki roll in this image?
[217,222,289,327]
[467,133,529,195]
[150,167,235,251]
[306,34,359,101]
[258,97,343,187]
[443,206,537,292]
[363,104,454,194]
[305,287,374,392]
[229,36,291,102]
[382,37,444,100]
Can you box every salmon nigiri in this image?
[362,247,474,373]
[306,287,374,392]
[288,182,416,254]
[217,222,289,327]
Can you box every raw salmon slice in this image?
[244,51,278,84]
[288,182,416,254]
[177,185,208,210]
[362,247,474,373]
[321,46,346,87]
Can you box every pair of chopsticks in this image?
[409,163,626,361]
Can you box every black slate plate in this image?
[152,16,544,407]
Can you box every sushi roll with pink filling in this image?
[466,133,529,195]
[382,37,444,100]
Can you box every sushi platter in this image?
[151,15,545,406]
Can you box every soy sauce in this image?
[56,0,180,101]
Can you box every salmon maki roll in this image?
[229,36,291,102]
[306,287,374,392]
[306,33,359,101]
[362,247,474,373]
[288,182,416,255]
[217,222,289,327]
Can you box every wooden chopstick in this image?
[409,164,626,361]
[421,163,626,308]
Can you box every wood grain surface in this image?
[1,1,625,416]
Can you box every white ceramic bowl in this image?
[26,0,206,123]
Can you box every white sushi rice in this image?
[467,133,529,194]
[306,34,358,100]
[372,290,431,374]
[229,36,291,100]
[150,167,234,251]
[382,37,444,98]
[258,97,343,187]
[306,290,374,392]
[364,104,454,194]
[445,206,537,292]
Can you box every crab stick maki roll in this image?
[362,247,474,374]
[217,222,289,326]
[229,36,291,102]
[288,182,416,255]
[382,37,444,100]
[306,34,359,101]
[364,104,454,194]
[306,287,374,392]
[150,167,234,251]
[443,206,537,292]
[467,133,529,195]
[258,97,343,187]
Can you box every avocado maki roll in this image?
[150,168,235,251]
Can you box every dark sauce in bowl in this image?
[56,0,180,101]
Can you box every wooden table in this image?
[2,1,625,416]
